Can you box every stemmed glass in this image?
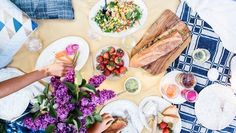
[25,35,42,52]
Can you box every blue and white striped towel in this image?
[168,2,236,133]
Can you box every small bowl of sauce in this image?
[124,77,141,94]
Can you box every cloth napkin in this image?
[168,1,235,133]
[182,0,236,53]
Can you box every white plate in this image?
[160,71,186,104]
[94,45,129,80]
[139,96,182,133]
[195,84,236,130]
[35,36,90,82]
[0,68,44,121]
[89,0,148,37]
[100,100,144,133]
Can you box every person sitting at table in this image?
[0,62,114,133]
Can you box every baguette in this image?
[130,31,183,68]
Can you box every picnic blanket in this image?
[168,1,236,133]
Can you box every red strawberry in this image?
[106,62,115,71]
[96,64,105,71]
[159,122,168,129]
[163,127,170,133]
[103,52,110,59]
[103,69,111,76]
[108,46,115,54]
[112,54,117,59]
[116,48,124,57]
[96,55,104,63]
[114,57,124,66]
[113,69,120,76]
[119,66,127,74]
[103,59,109,65]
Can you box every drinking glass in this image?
[176,72,197,88]
[121,35,137,53]
[192,48,210,63]
[181,89,198,102]
[25,36,42,52]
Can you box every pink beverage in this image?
[181,89,198,102]
[176,73,197,88]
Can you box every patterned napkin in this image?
[168,2,236,133]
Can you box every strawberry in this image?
[103,52,110,59]
[114,57,124,66]
[159,122,168,129]
[119,66,127,74]
[108,46,115,54]
[103,69,111,76]
[163,127,171,133]
[113,69,120,76]
[96,55,104,63]
[106,62,115,71]
[112,54,117,59]
[116,48,124,57]
[96,64,105,71]
[103,59,109,65]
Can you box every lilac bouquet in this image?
[24,70,116,133]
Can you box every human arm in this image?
[0,62,72,98]
[88,113,114,133]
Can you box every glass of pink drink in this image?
[181,89,198,102]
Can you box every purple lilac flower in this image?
[64,69,75,83]
[65,44,79,55]
[78,118,87,133]
[88,75,106,88]
[56,123,77,133]
[56,103,75,121]
[24,113,56,131]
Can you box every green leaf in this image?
[65,82,77,95]
[73,119,81,130]
[75,71,83,86]
[125,12,132,19]
[45,124,56,133]
[49,104,57,118]
[32,111,41,120]
[65,114,75,124]
[83,84,96,94]
[86,116,95,126]
[79,79,87,87]
[93,113,102,122]
[36,95,46,104]
[43,84,49,95]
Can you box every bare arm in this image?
[0,62,72,98]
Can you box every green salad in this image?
[94,0,142,33]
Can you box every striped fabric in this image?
[168,2,236,133]
[10,0,74,19]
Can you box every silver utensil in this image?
[102,0,108,14]
[151,101,159,133]
[124,110,139,133]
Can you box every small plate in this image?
[100,100,144,133]
[160,71,186,104]
[35,36,90,83]
[89,0,148,37]
[139,96,182,133]
[195,84,236,130]
[94,45,129,80]
[0,68,44,121]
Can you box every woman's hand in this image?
[42,62,73,77]
[88,113,114,133]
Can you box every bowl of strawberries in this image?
[95,46,129,79]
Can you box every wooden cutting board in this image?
[131,9,191,75]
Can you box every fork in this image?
[124,110,139,133]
